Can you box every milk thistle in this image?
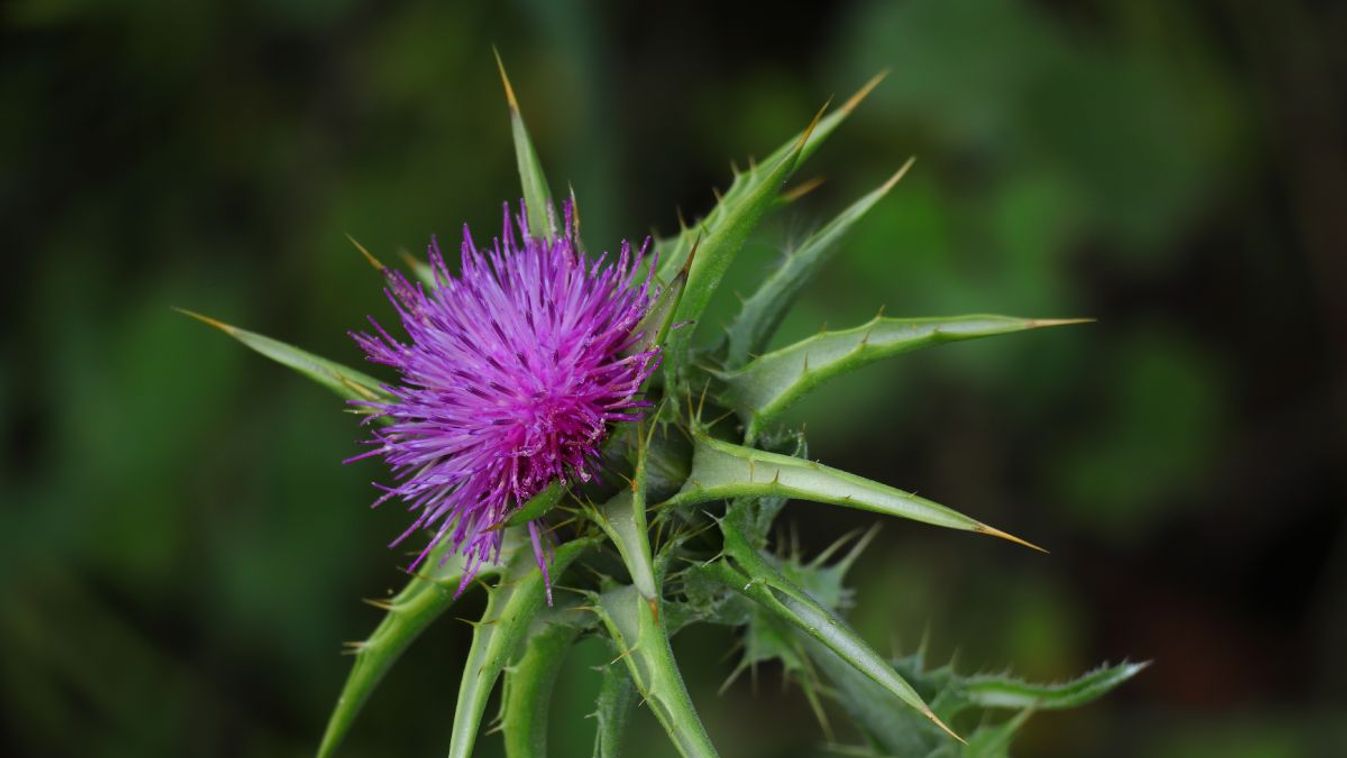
[185,55,1142,758]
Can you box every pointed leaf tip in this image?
[927,710,966,744]
[881,157,917,193]
[173,307,235,334]
[840,70,889,115]
[177,308,391,406]
[495,51,555,241]
[679,234,703,278]
[725,314,1083,434]
[797,100,830,154]
[1029,317,1095,328]
[974,523,1048,553]
[492,47,519,112]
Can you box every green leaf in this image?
[810,651,1146,758]
[500,601,592,758]
[176,309,391,406]
[626,267,687,359]
[942,663,1148,757]
[663,434,1043,551]
[737,430,809,548]
[592,660,638,758]
[593,584,719,758]
[661,109,821,384]
[710,512,962,744]
[957,709,1034,758]
[317,542,490,758]
[719,315,1089,441]
[448,536,595,758]
[495,49,556,241]
[958,661,1149,713]
[502,480,566,528]
[722,159,914,369]
[654,72,888,283]
[810,643,945,758]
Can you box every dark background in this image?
[3,1,1345,756]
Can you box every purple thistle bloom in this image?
[350,201,660,600]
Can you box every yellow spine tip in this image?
[1029,317,1095,328]
[798,99,830,150]
[927,710,966,744]
[841,69,889,114]
[975,523,1049,554]
[881,156,918,192]
[346,234,385,271]
[173,307,235,335]
[492,47,520,112]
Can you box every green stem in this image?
[595,585,719,758]
[592,663,638,758]
[591,490,656,601]
[501,608,587,758]
[446,537,594,758]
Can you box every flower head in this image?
[351,201,659,595]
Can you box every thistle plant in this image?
[184,58,1142,757]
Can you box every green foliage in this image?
[495,49,557,242]
[591,659,639,758]
[499,601,591,758]
[593,584,719,758]
[717,315,1087,441]
[504,480,567,528]
[653,72,885,284]
[815,649,1146,757]
[448,536,595,758]
[176,309,390,406]
[666,433,1040,550]
[186,62,1137,758]
[706,512,960,743]
[660,109,816,386]
[722,159,913,369]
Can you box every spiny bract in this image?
[185,57,1142,758]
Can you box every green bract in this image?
[186,58,1141,757]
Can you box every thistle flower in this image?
[349,201,659,597]
[187,61,1140,758]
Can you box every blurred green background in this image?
[4,1,1345,756]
